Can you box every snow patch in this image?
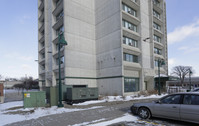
[87,113,138,126]
[0,101,103,126]
[75,94,166,106]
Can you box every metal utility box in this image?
[23,91,46,108]
[61,85,72,101]
[45,87,58,106]
[66,87,98,102]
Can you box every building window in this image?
[56,0,62,6]
[56,11,64,21]
[153,10,160,19]
[131,0,137,3]
[41,52,45,59]
[154,60,163,67]
[56,43,64,51]
[154,47,162,55]
[56,25,64,36]
[124,78,139,92]
[123,53,138,63]
[41,64,45,70]
[41,42,45,48]
[153,22,161,31]
[153,0,160,7]
[122,20,137,32]
[56,56,64,65]
[153,35,161,43]
[122,4,137,17]
[123,36,138,47]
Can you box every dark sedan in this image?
[130,92,199,124]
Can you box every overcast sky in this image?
[0,0,199,79]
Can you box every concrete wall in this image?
[64,0,97,87]
[38,0,168,96]
[95,0,123,95]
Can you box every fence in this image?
[167,86,187,94]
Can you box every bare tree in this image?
[171,66,193,86]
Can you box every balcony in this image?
[153,0,163,13]
[122,10,140,23]
[154,28,163,36]
[53,36,59,44]
[39,35,45,43]
[154,41,164,49]
[123,61,141,71]
[122,27,140,38]
[39,23,45,33]
[39,1,44,11]
[52,17,63,30]
[154,53,164,59]
[39,58,45,65]
[52,48,64,58]
[39,12,44,22]
[123,45,141,56]
[39,46,45,53]
[52,0,63,16]
[39,69,45,75]
[153,15,162,25]
[53,64,64,72]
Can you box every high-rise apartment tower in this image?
[38,0,168,96]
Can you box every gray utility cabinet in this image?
[66,87,98,102]
[23,91,46,108]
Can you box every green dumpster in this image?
[23,91,46,108]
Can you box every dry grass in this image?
[147,90,158,95]
[4,109,34,115]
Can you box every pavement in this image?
[6,99,156,126]
[3,90,198,126]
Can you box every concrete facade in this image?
[38,0,168,96]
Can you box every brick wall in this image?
[0,84,4,96]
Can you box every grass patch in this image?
[4,109,34,115]
[5,106,23,111]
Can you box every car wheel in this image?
[138,107,151,119]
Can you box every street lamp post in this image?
[189,69,192,91]
[58,33,67,107]
[158,59,165,95]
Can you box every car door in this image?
[153,94,181,120]
[180,94,199,123]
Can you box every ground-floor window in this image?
[124,77,139,92]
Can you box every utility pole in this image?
[58,33,67,107]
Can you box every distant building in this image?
[38,0,168,96]
[167,77,199,89]
[3,81,23,89]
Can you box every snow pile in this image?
[87,113,138,126]
[70,118,106,126]
[75,94,167,106]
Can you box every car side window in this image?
[161,95,181,104]
[184,95,199,105]
[183,95,191,104]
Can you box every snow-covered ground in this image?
[0,101,103,126]
[0,94,167,126]
[71,113,138,126]
[74,94,166,106]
